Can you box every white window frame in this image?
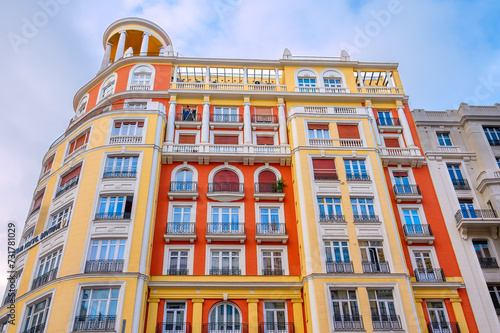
[210,130,243,145]
[126,63,155,90]
[168,201,197,223]
[47,204,73,230]
[163,301,188,324]
[19,290,54,333]
[257,245,289,275]
[35,248,62,280]
[263,300,289,326]
[87,239,127,261]
[397,204,428,225]
[175,129,200,144]
[387,167,415,185]
[99,74,117,101]
[320,68,348,89]
[171,163,199,183]
[205,244,246,275]
[255,202,285,224]
[207,165,244,185]
[253,131,278,145]
[381,134,404,148]
[163,244,195,275]
[76,94,89,117]
[65,127,92,158]
[408,246,440,270]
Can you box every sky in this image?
[0,0,499,296]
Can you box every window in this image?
[256,136,274,145]
[324,78,341,88]
[2,270,21,306]
[484,127,500,145]
[426,301,451,331]
[49,206,72,229]
[111,121,144,137]
[77,97,88,116]
[298,78,316,91]
[402,209,421,233]
[318,198,343,221]
[325,241,350,263]
[447,165,468,189]
[31,190,45,213]
[368,290,401,329]
[337,124,360,139]
[384,137,400,148]
[209,207,240,233]
[351,198,376,221]
[253,107,275,123]
[308,124,330,139]
[55,166,82,197]
[473,240,499,268]
[263,302,287,331]
[68,131,90,156]
[360,241,388,273]
[0,318,8,333]
[259,208,281,232]
[413,251,443,282]
[210,250,240,275]
[33,249,61,289]
[125,101,147,109]
[392,171,416,195]
[208,303,242,331]
[104,156,138,178]
[74,288,119,331]
[256,170,277,193]
[86,239,126,273]
[42,157,54,175]
[172,206,192,223]
[378,111,395,126]
[262,251,283,275]
[213,107,239,122]
[22,297,51,333]
[96,196,133,219]
[488,285,500,313]
[437,133,452,146]
[100,77,116,98]
[163,302,186,332]
[131,66,152,87]
[167,250,188,275]
[178,134,196,144]
[344,160,368,181]
[497,157,500,168]
[211,170,241,192]
[331,290,362,330]
[312,159,337,180]
[172,169,195,191]
[21,228,34,244]
[459,200,476,218]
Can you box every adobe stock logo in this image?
[7,0,72,53]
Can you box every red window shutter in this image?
[384,138,400,147]
[256,136,274,145]
[214,170,239,183]
[178,135,196,144]
[258,170,276,183]
[60,165,82,185]
[392,172,408,177]
[114,122,122,128]
[312,159,336,171]
[213,135,239,144]
[44,158,54,173]
[255,107,272,115]
[308,124,329,130]
[337,125,360,139]
[138,122,144,127]
[33,191,45,209]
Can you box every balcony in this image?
[206,222,246,243]
[372,315,403,331]
[164,222,197,243]
[319,214,346,223]
[353,214,380,223]
[207,182,245,202]
[171,82,287,93]
[325,261,354,273]
[414,268,446,283]
[379,147,424,167]
[427,322,460,333]
[31,268,58,290]
[109,135,142,144]
[94,212,131,220]
[259,322,295,333]
[308,138,363,148]
[455,209,500,239]
[346,174,370,181]
[129,84,151,91]
[209,268,242,275]
[84,260,124,273]
[73,315,116,332]
[295,86,350,94]
[168,181,199,200]
[262,268,285,276]
[478,257,499,268]
[175,112,202,129]
[255,223,288,244]
[254,183,285,202]
[393,184,422,203]
[166,268,189,275]
[250,115,278,130]
[403,224,434,245]
[376,118,403,133]
[362,261,390,273]
[157,322,191,333]
[203,323,248,333]
[451,179,470,190]
[333,316,364,331]
[102,170,136,178]
[357,87,404,94]
[22,324,45,333]
[209,114,244,129]
[55,175,80,198]
[313,170,338,181]
[289,105,366,116]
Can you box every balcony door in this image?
[164,302,186,333]
[264,302,286,332]
[393,171,411,194]
[414,252,437,281]
[426,301,451,333]
[459,200,476,218]
[208,302,242,333]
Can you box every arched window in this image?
[76,95,88,116]
[212,170,239,192]
[208,302,242,332]
[100,74,117,99]
[257,170,277,193]
[173,169,194,191]
[295,69,318,92]
[321,69,347,93]
[130,65,153,90]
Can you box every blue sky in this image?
[0,0,499,294]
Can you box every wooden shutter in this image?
[258,170,276,183]
[384,138,400,147]
[256,136,274,145]
[60,166,82,185]
[308,124,329,130]
[312,159,336,171]
[213,135,239,144]
[75,132,89,149]
[43,157,54,173]
[337,125,360,139]
[255,107,272,115]
[33,190,45,210]
[392,171,408,177]
[214,170,239,183]
[178,135,196,144]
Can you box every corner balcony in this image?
[427,322,460,333]
[325,261,354,273]
[157,322,191,333]
[455,209,500,239]
[393,184,422,203]
[73,315,116,332]
[333,316,364,331]
[253,183,285,202]
[259,322,294,333]
[362,261,390,273]
[171,81,287,94]
[31,268,58,290]
[403,224,434,244]
[168,181,199,200]
[84,260,124,273]
[54,175,80,198]
[308,138,364,148]
[205,222,246,243]
[371,315,403,331]
[255,223,288,244]
[209,114,243,129]
[164,222,197,243]
[376,118,403,133]
[251,115,278,130]
[175,112,202,129]
[379,147,424,167]
[414,268,446,283]
[207,182,245,202]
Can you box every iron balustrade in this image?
[170,182,198,192]
[451,179,470,190]
[166,222,196,234]
[166,268,189,275]
[427,322,460,333]
[353,214,379,222]
[94,212,131,220]
[22,324,45,333]
[346,175,370,181]
[455,209,497,223]
[203,322,248,333]
[319,214,345,222]
[403,224,433,237]
[262,269,285,276]
[254,183,283,193]
[393,184,421,196]
[326,261,354,273]
[362,261,390,273]
[84,260,124,273]
[255,223,286,235]
[376,118,401,126]
[157,322,192,333]
[208,182,244,193]
[55,175,80,197]
[206,222,245,235]
[210,114,243,123]
[488,139,500,146]
[176,112,201,122]
[371,315,403,331]
[29,206,41,216]
[478,257,499,268]
[102,171,136,178]
[251,115,277,123]
[414,268,446,282]
[259,322,295,333]
[332,315,364,330]
[209,268,242,275]
[73,315,116,331]
[313,171,339,180]
[31,268,58,290]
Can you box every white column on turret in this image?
[357,70,364,87]
[140,32,150,55]
[114,30,127,61]
[275,68,280,85]
[166,100,177,143]
[397,105,415,147]
[386,71,394,87]
[201,101,210,143]
[99,42,113,71]
[278,103,288,145]
[243,102,252,144]
[366,105,382,146]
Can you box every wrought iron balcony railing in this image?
[176,112,201,122]
[22,324,45,333]
[313,170,339,180]
[73,315,116,331]
[209,268,242,275]
[478,257,499,268]
[403,224,433,237]
[251,115,277,123]
[259,322,294,333]
[55,175,79,197]
[210,114,243,123]
[94,212,131,220]
[319,214,345,222]
[455,209,497,224]
[376,118,401,126]
[157,322,192,333]
[488,139,500,146]
[170,181,198,192]
[262,269,284,276]
[254,183,283,193]
[255,223,286,235]
[393,184,421,196]
[427,321,460,333]
[362,261,390,273]
[203,322,248,333]
[451,179,470,190]
[371,315,403,331]
[102,170,137,178]
[84,260,124,273]
[166,268,189,275]
[31,268,58,290]
[326,261,354,273]
[208,182,244,193]
[166,222,196,234]
[414,268,446,282]
[346,174,370,181]
[206,222,245,235]
[353,214,379,222]
[333,315,364,330]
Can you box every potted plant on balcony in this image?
[274,178,287,193]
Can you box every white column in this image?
[397,105,415,147]
[201,101,210,143]
[173,65,178,83]
[140,32,150,55]
[158,46,165,56]
[166,100,176,143]
[205,66,210,83]
[357,70,365,87]
[243,102,252,144]
[275,68,280,85]
[386,70,394,87]
[278,103,288,145]
[99,42,113,71]
[114,30,127,61]
[243,67,248,85]
[367,105,382,146]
